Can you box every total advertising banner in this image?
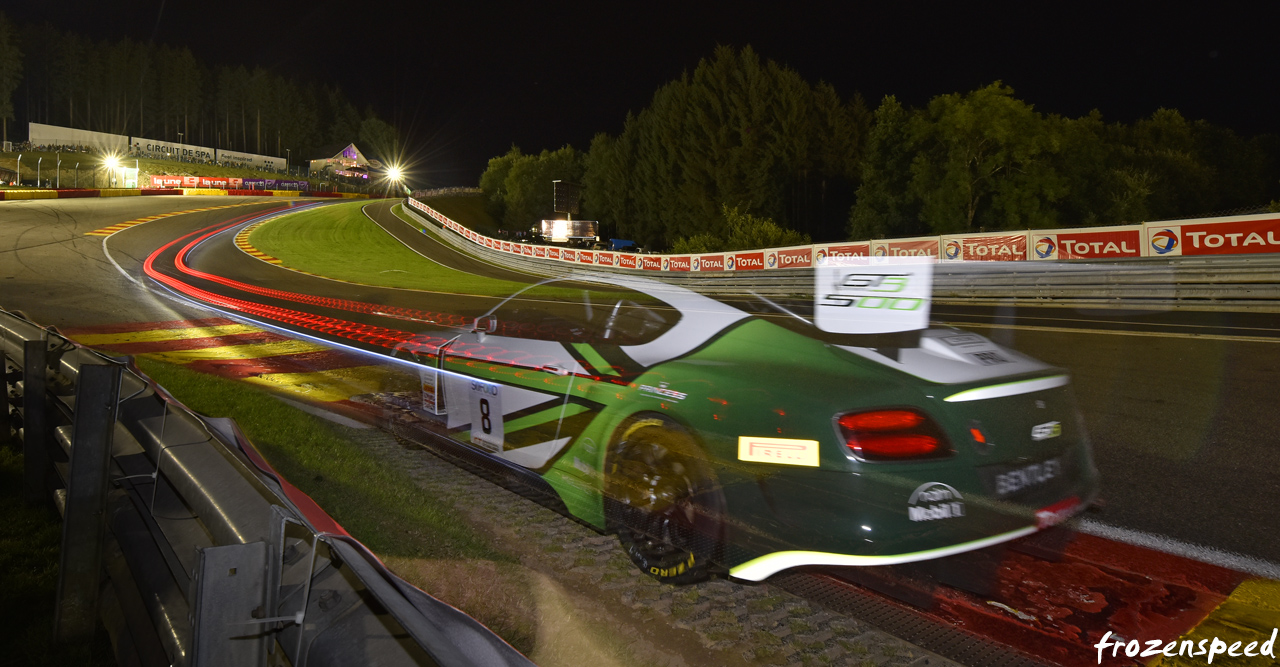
[134,137,215,162]
[815,242,871,265]
[695,254,725,271]
[1144,214,1280,257]
[619,254,639,269]
[941,231,1028,261]
[1031,225,1143,260]
[728,251,766,271]
[871,237,940,258]
[662,256,693,271]
[766,247,813,270]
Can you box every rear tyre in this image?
[605,414,724,585]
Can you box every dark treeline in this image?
[0,12,399,164]
[481,47,1280,250]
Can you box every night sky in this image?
[8,1,1280,186]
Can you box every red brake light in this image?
[838,410,923,432]
[837,409,950,461]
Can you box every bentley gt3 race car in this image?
[392,261,1099,584]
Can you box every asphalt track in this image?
[4,196,1280,570]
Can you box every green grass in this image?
[133,357,503,564]
[0,442,117,666]
[419,195,500,236]
[248,200,624,301]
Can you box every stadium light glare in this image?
[104,155,120,170]
[386,166,403,182]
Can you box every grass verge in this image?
[248,199,623,301]
[0,442,117,666]
[130,357,542,652]
[132,357,501,563]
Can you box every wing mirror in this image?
[472,315,498,340]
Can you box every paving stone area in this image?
[353,425,963,667]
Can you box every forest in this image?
[480,46,1280,250]
[0,12,399,164]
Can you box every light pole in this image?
[74,162,79,188]
[285,148,291,176]
[37,157,42,187]
[15,154,19,186]
[56,153,61,188]
[135,159,140,188]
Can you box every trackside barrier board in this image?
[1030,225,1144,260]
[941,231,1028,262]
[402,197,1280,274]
[1143,214,1280,257]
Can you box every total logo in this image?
[872,246,887,257]
[943,240,963,260]
[1034,237,1056,259]
[1151,229,1180,255]
[814,248,828,265]
[726,256,736,270]
[661,257,670,271]
[767,252,778,268]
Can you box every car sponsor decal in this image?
[638,382,687,401]
[907,482,965,522]
[420,367,447,415]
[814,258,933,334]
[1031,421,1062,441]
[737,436,820,467]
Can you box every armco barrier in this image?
[1,308,533,667]
[402,198,1280,310]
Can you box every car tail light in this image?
[836,409,951,461]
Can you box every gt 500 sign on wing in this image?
[815,258,933,334]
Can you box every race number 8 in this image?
[479,398,492,434]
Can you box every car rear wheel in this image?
[605,414,724,585]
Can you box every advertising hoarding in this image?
[1030,226,1143,260]
[1144,215,1280,257]
[941,231,1028,261]
[871,237,940,258]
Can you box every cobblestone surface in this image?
[353,425,964,667]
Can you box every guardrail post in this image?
[53,361,122,642]
[22,339,49,504]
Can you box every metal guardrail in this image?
[1,308,533,667]
[401,202,1280,311]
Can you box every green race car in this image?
[394,269,1099,584]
